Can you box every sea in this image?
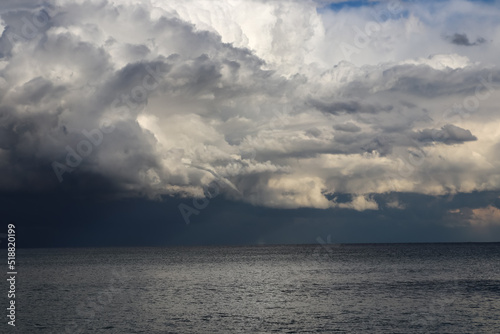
[11,243,500,333]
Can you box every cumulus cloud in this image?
[456,205,500,226]
[469,206,500,226]
[1,0,500,210]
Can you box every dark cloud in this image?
[0,0,499,215]
[0,6,53,58]
[447,33,486,46]
[0,0,500,246]
[4,190,500,247]
[414,124,477,145]
[376,65,500,98]
[310,99,393,115]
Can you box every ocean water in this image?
[12,243,500,333]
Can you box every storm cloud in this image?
[1,0,500,213]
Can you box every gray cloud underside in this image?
[1,0,500,210]
[447,33,486,46]
[414,124,477,145]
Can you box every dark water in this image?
[11,243,500,333]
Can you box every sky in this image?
[1,0,500,247]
